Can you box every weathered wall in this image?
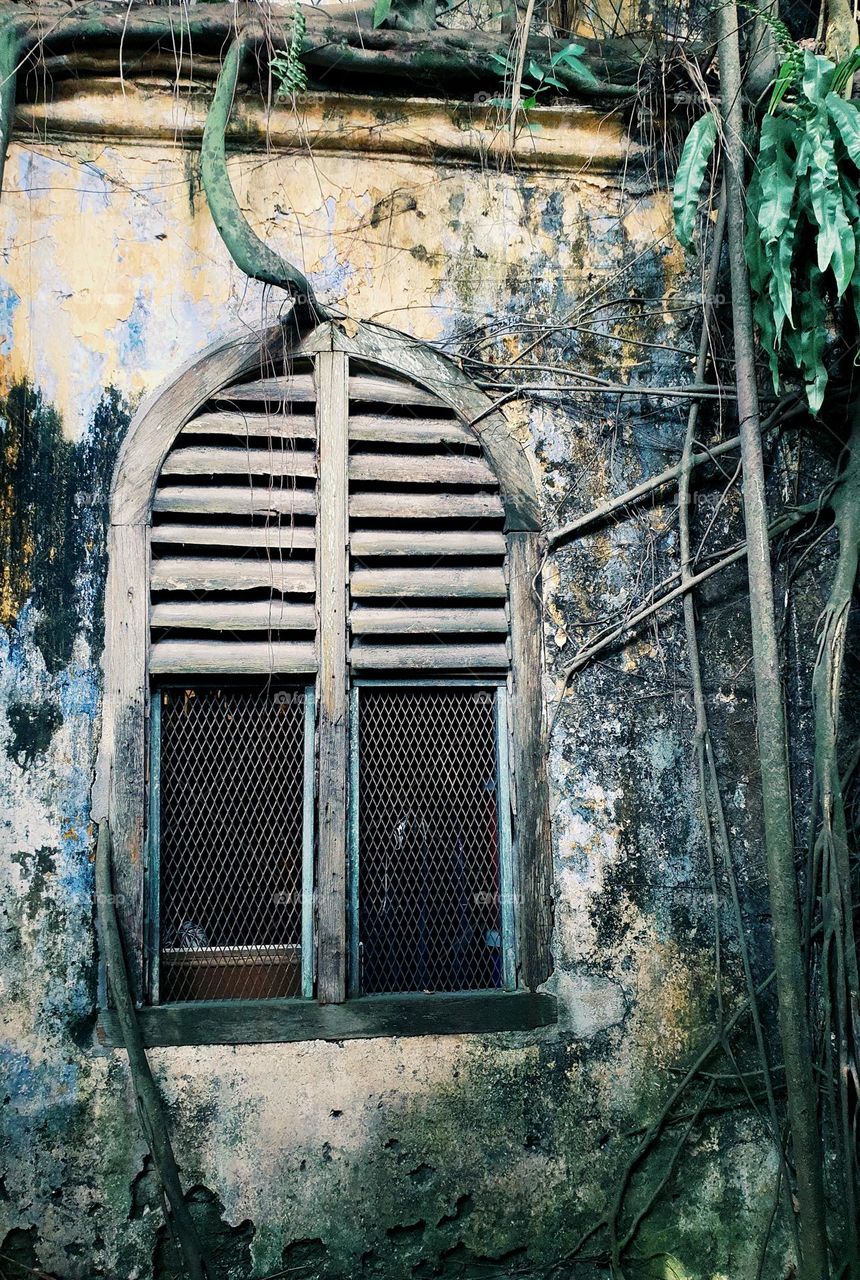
[1,86,781,1280]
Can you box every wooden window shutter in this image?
[346,361,511,673]
[148,360,319,676]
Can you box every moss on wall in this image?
[0,108,803,1280]
[0,380,128,673]
[0,383,76,671]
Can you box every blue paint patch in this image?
[0,282,20,354]
[314,246,353,305]
[117,293,150,366]
[57,665,100,724]
[541,191,565,237]
[78,161,113,215]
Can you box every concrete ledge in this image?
[17,83,641,174]
[95,989,558,1048]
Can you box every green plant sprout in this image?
[271,3,308,98]
[486,42,599,112]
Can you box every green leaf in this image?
[764,201,800,343]
[552,42,586,65]
[488,51,510,72]
[757,116,797,243]
[801,51,836,103]
[745,170,782,391]
[826,93,860,167]
[672,114,718,249]
[549,44,600,88]
[768,55,799,115]
[522,94,538,110]
[806,104,855,293]
[372,0,392,27]
[785,266,828,412]
[852,224,860,331]
[527,59,545,82]
[840,166,860,222]
[830,46,860,97]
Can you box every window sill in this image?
[95,990,557,1048]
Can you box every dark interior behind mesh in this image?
[356,688,503,994]
[158,684,305,1002]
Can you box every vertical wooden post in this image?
[315,350,350,1003]
[347,685,361,997]
[507,531,553,990]
[494,687,517,991]
[146,688,162,1005]
[93,521,149,1002]
[301,685,317,999]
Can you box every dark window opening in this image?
[354,687,509,995]
[156,683,307,1002]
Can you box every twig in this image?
[546,401,800,550]
[557,505,815,681]
[95,824,209,1280]
[507,0,536,147]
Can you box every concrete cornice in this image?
[16,80,642,175]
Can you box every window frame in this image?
[347,678,517,999]
[146,682,317,1006]
[93,319,555,1047]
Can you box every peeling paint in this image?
[0,83,792,1280]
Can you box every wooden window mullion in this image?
[507,530,552,989]
[315,349,350,1003]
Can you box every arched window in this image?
[94,321,555,1044]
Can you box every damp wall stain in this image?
[0,89,798,1280]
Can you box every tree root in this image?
[95,824,209,1280]
[809,406,860,1275]
[200,35,323,315]
[677,179,800,1261]
[0,0,634,307]
[0,1,635,102]
[717,5,830,1274]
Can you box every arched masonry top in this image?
[110,318,541,532]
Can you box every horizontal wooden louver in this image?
[347,364,510,673]
[149,360,318,676]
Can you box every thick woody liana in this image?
[200,34,324,317]
[716,3,830,1278]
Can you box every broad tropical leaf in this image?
[757,116,797,243]
[785,268,828,412]
[770,202,800,340]
[801,51,836,101]
[742,46,860,411]
[826,93,860,167]
[806,105,855,294]
[673,113,718,249]
[372,0,392,27]
[746,172,782,390]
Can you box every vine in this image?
[0,3,858,1278]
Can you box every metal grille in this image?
[356,688,504,994]
[157,685,306,1002]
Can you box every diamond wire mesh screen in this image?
[356,688,504,994]
[158,685,306,1002]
